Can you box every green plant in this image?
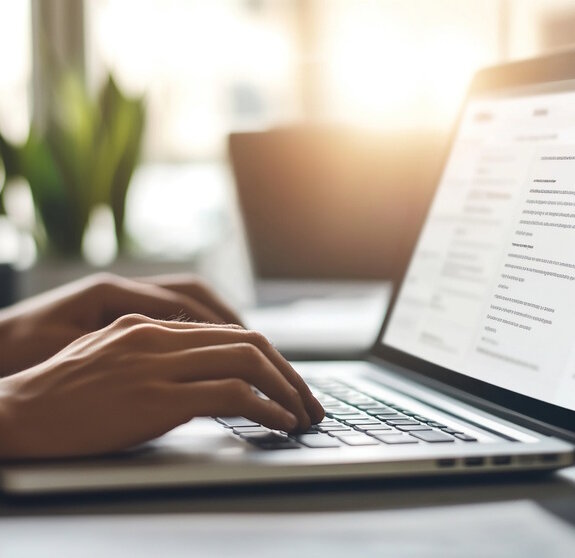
[0,72,145,257]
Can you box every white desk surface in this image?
[1,466,574,557]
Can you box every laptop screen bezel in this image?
[372,49,575,435]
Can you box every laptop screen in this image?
[382,79,575,413]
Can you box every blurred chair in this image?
[228,126,447,282]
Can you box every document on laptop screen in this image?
[383,81,575,412]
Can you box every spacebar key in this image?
[296,435,342,448]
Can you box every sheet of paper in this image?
[1,500,574,558]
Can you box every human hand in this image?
[0,314,324,459]
[0,272,243,376]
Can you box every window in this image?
[0,0,31,143]
[86,0,302,161]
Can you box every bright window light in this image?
[0,0,31,143]
[317,0,500,129]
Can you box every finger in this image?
[170,327,324,424]
[100,279,225,324]
[170,379,299,432]
[137,274,244,325]
[114,321,323,424]
[103,316,324,425]
[156,343,312,431]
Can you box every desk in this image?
[1,467,574,556]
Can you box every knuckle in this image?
[122,322,162,344]
[234,342,265,365]
[241,329,268,348]
[113,313,150,328]
[88,272,119,293]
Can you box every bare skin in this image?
[0,274,324,460]
[0,272,245,377]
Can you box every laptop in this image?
[2,50,575,495]
[228,125,447,360]
[227,126,418,359]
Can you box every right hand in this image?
[0,314,324,460]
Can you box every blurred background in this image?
[2,0,575,304]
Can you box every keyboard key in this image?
[374,413,404,420]
[366,408,399,416]
[395,424,433,432]
[330,413,368,420]
[240,432,300,450]
[328,409,364,416]
[239,432,288,442]
[375,434,419,444]
[329,390,357,398]
[409,430,455,443]
[343,418,382,425]
[323,406,347,412]
[319,425,353,432]
[427,422,448,428]
[339,435,381,446]
[385,419,420,426]
[453,433,478,442]
[217,417,259,428]
[342,397,377,406]
[354,424,393,432]
[323,407,353,414]
[232,426,270,434]
[296,435,342,448]
[364,429,395,437]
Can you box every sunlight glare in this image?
[325,9,487,129]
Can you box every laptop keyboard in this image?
[217,379,479,450]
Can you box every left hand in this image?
[0,272,244,376]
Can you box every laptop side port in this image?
[437,458,456,468]
[540,454,559,463]
[464,457,485,467]
[492,455,512,466]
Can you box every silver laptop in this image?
[2,50,575,495]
